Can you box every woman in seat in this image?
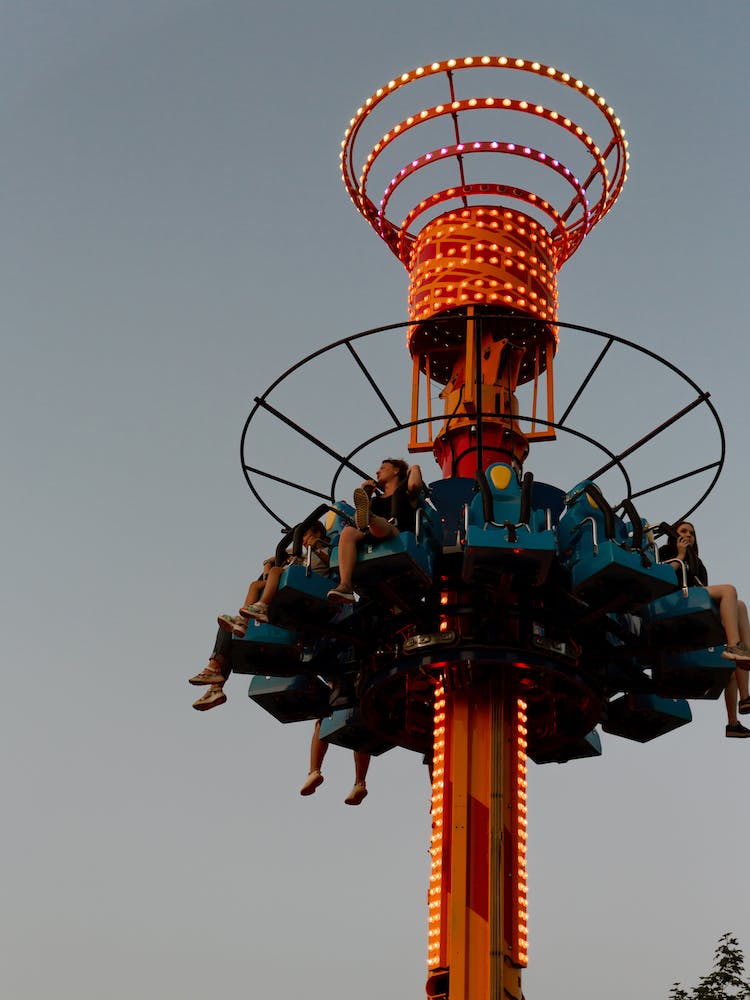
[660,521,750,738]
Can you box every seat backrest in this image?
[324,502,354,548]
[467,462,522,528]
[427,477,475,545]
[558,480,627,554]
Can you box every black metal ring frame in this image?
[240,314,725,530]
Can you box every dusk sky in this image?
[3,2,749,998]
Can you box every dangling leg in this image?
[345,751,371,805]
[300,720,328,795]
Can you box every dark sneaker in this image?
[739,698,750,716]
[327,585,356,604]
[353,487,371,532]
[722,642,750,661]
[344,781,368,805]
[192,685,227,711]
[300,770,324,796]
[725,722,750,738]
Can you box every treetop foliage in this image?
[670,934,750,1000]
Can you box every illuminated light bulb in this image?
[416,66,424,75]
[520,100,528,109]
[431,62,440,70]
[507,142,516,150]
[448,58,457,67]
[575,79,583,88]
[464,56,473,64]
[502,98,511,107]
[388,79,396,88]
[531,61,541,70]
[562,72,570,81]
[547,66,556,75]
[490,141,499,148]
[499,56,508,64]
[515,58,525,66]
[588,87,595,96]
[451,100,460,110]
[469,98,478,107]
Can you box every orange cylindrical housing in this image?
[407,206,558,325]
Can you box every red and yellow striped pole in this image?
[427,679,528,1000]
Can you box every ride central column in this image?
[427,679,528,1000]
[339,56,628,999]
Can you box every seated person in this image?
[189,523,329,711]
[300,718,371,806]
[327,458,424,603]
[660,520,750,739]
[243,522,330,623]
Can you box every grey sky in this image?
[3,2,749,998]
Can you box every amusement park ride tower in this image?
[238,58,726,1000]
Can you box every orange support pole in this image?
[427,675,527,1000]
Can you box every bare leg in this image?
[725,674,739,725]
[738,601,750,650]
[300,720,327,796]
[707,584,741,646]
[354,751,370,783]
[309,719,328,772]
[345,751,371,805]
[259,565,284,605]
[335,525,367,590]
[736,667,750,704]
[242,578,265,609]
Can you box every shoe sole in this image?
[300,773,324,796]
[722,650,750,661]
[726,730,750,738]
[327,590,355,604]
[193,693,227,711]
[189,674,225,686]
[353,487,371,532]
[345,787,368,805]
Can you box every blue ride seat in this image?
[269,502,352,627]
[248,673,332,724]
[329,505,439,602]
[427,477,476,547]
[602,692,692,742]
[230,619,302,676]
[528,728,602,765]
[641,585,725,652]
[652,646,733,700]
[557,481,676,608]
[462,463,557,586]
[318,707,395,756]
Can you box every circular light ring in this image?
[377,142,591,262]
[340,57,627,266]
[357,97,610,261]
[397,183,569,269]
[342,57,626,196]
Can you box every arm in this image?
[406,463,424,498]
